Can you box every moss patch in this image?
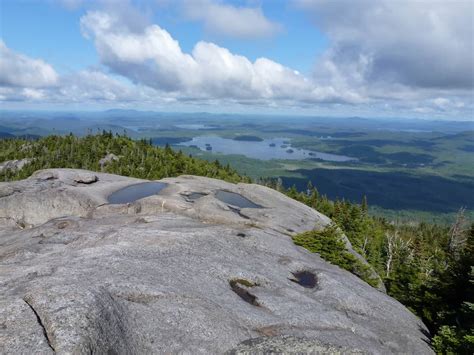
[230,278,258,288]
[293,223,380,288]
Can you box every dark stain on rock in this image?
[134,217,149,224]
[277,256,291,265]
[56,221,70,229]
[229,279,260,306]
[228,205,251,220]
[290,271,317,288]
[255,325,280,337]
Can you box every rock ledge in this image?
[0,169,432,354]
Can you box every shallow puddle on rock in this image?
[291,271,317,288]
[107,182,167,204]
[215,190,262,209]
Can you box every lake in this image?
[175,124,217,130]
[178,136,356,162]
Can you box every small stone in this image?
[73,174,98,184]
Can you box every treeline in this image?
[1,133,472,353]
[0,132,249,183]
[258,178,473,354]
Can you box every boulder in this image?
[73,173,98,184]
[0,169,433,354]
[0,158,32,173]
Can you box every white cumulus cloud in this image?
[3,1,472,118]
[0,39,157,105]
[181,0,281,38]
[80,10,361,105]
[0,40,59,88]
[58,70,139,103]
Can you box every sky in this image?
[0,0,473,120]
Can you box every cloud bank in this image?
[0,41,58,88]
[298,0,473,92]
[80,10,359,105]
[1,0,472,118]
[0,40,144,104]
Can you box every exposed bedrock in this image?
[0,169,432,354]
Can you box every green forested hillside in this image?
[1,133,472,353]
[260,179,473,354]
[0,132,248,183]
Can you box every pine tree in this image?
[361,195,368,213]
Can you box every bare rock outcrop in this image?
[99,153,119,170]
[0,158,32,173]
[0,169,433,354]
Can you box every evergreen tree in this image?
[361,195,368,213]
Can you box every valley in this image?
[2,110,471,222]
[1,130,472,353]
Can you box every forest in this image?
[275,180,473,354]
[1,133,472,354]
[0,132,248,184]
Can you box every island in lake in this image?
[233,135,263,142]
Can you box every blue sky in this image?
[0,0,473,120]
[1,1,97,73]
[1,1,327,75]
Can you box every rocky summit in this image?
[0,169,432,354]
